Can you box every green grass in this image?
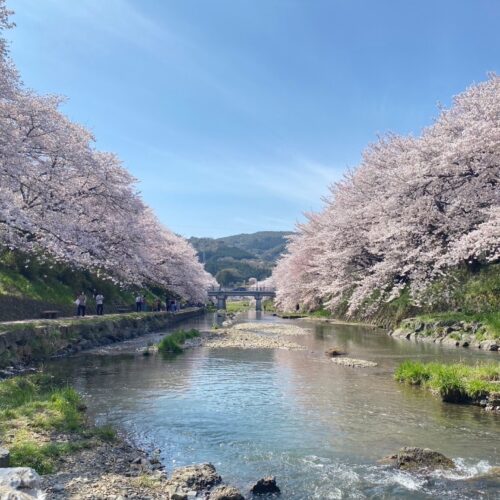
[157,329,200,354]
[0,249,180,317]
[134,474,163,489]
[226,300,250,313]
[308,308,332,318]
[262,299,276,313]
[86,424,117,442]
[395,360,500,403]
[0,374,115,474]
[9,439,92,474]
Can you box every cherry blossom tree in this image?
[274,75,500,317]
[0,1,214,302]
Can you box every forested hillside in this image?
[190,231,291,285]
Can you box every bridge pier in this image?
[255,297,262,311]
[217,295,227,310]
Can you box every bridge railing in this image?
[208,286,276,293]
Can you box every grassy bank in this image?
[281,264,500,332]
[0,249,184,322]
[395,360,500,404]
[157,329,200,354]
[0,374,115,474]
[226,300,250,313]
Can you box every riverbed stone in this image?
[380,447,455,471]
[0,484,35,499]
[251,476,281,495]
[480,340,499,351]
[169,463,221,492]
[325,347,345,357]
[0,467,42,498]
[0,448,10,467]
[331,357,377,368]
[209,485,244,500]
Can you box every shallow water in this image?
[47,312,500,499]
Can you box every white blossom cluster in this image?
[273,75,500,316]
[0,2,215,302]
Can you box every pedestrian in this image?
[74,294,80,316]
[95,292,104,316]
[156,299,162,311]
[77,291,87,317]
[135,294,142,312]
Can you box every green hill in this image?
[189,231,291,286]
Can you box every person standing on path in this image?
[135,294,143,312]
[77,292,87,317]
[95,293,104,316]
[74,294,80,316]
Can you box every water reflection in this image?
[46,313,499,499]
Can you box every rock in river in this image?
[169,463,222,491]
[331,357,377,368]
[325,347,346,357]
[209,484,245,499]
[251,476,281,495]
[380,447,455,471]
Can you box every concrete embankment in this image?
[0,308,203,369]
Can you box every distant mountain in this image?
[189,231,292,286]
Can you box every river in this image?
[47,312,499,499]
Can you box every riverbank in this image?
[0,374,243,499]
[279,308,500,354]
[391,314,499,352]
[3,313,498,498]
[0,308,204,372]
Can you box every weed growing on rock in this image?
[157,329,200,354]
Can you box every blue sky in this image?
[6,0,500,237]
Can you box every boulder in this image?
[479,340,499,352]
[0,485,35,499]
[0,468,43,499]
[485,392,500,412]
[251,476,280,495]
[0,448,9,467]
[209,484,245,500]
[380,447,455,471]
[169,463,221,492]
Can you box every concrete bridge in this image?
[208,287,276,311]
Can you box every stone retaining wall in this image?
[0,309,204,369]
[391,317,499,352]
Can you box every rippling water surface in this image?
[48,313,500,499]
